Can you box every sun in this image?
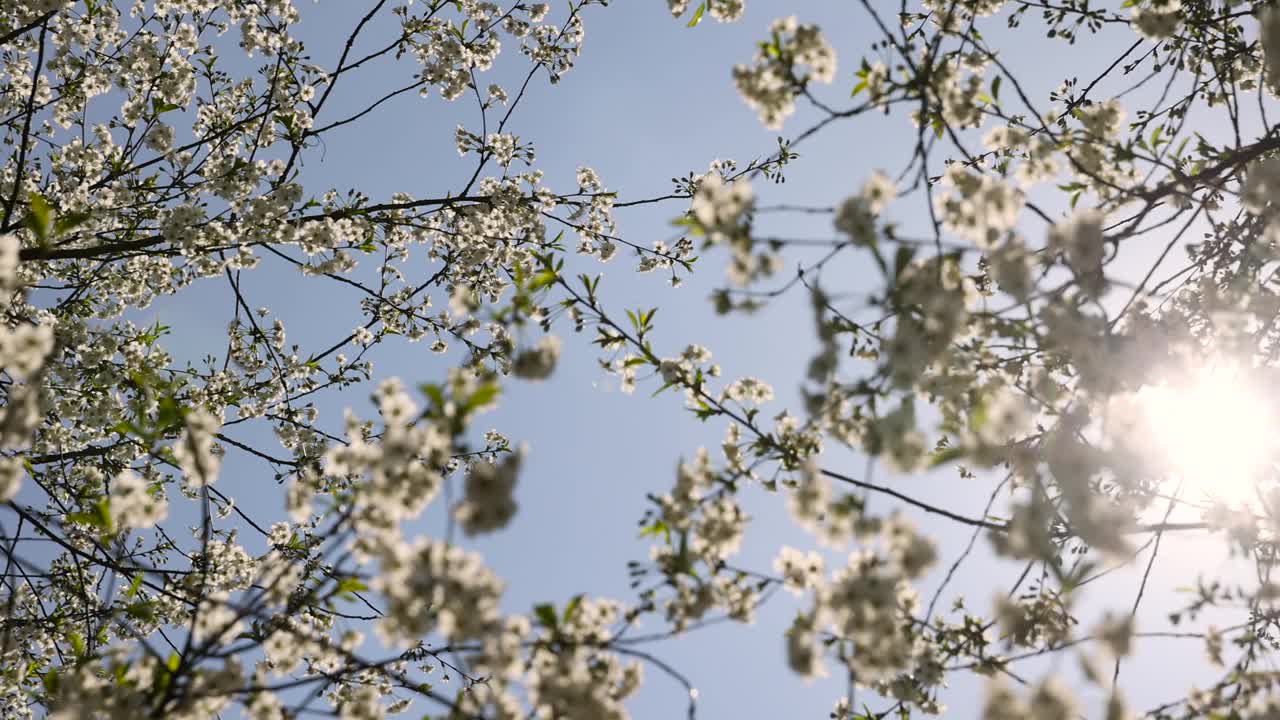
[1135,363,1276,504]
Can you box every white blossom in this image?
[108,469,168,530]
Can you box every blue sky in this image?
[125,1,1263,717]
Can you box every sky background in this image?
[124,1,1266,717]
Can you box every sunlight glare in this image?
[1138,365,1275,503]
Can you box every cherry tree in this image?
[2,0,1280,718]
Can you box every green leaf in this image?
[109,420,144,438]
[150,98,180,115]
[562,594,584,623]
[893,245,917,281]
[674,532,699,579]
[53,211,91,237]
[1174,136,1191,159]
[155,395,184,434]
[928,446,965,468]
[95,498,112,530]
[125,573,143,599]
[137,320,171,347]
[67,632,85,658]
[528,269,557,291]
[639,519,671,543]
[462,383,500,415]
[66,498,112,531]
[124,601,156,623]
[25,192,52,244]
[686,1,705,27]
[533,603,558,630]
[336,578,368,594]
[419,383,446,411]
[42,668,58,697]
[650,381,676,398]
[850,80,868,98]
